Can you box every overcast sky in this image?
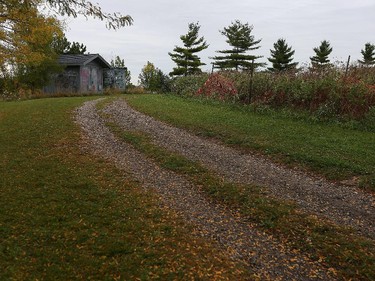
[63,0,375,84]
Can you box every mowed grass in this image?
[0,97,248,280]
[124,94,375,191]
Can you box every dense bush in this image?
[170,73,209,96]
[196,73,238,101]
[171,66,375,121]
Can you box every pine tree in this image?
[212,20,262,71]
[68,42,87,54]
[169,22,208,76]
[310,40,332,67]
[358,43,375,66]
[268,38,298,72]
[52,33,87,54]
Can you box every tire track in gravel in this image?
[103,99,375,239]
[75,99,336,280]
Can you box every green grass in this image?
[124,94,375,191]
[103,119,375,281]
[0,97,249,280]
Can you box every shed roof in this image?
[58,54,111,69]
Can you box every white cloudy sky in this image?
[62,0,375,84]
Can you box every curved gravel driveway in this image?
[75,99,338,280]
[104,99,375,239]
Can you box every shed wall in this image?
[80,61,104,92]
[44,66,80,94]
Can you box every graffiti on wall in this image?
[54,69,79,92]
[104,68,126,90]
[80,66,103,92]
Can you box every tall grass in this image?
[170,65,375,124]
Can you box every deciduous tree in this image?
[139,61,170,92]
[1,0,132,66]
[268,38,298,72]
[45,0,133,29]
[0,2,63,95]
[169,22,208,77]
[212,20,262,71]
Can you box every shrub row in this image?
[170,66,375,121]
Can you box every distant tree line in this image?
[168,20,375,76]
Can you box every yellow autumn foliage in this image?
[0,1,63,69]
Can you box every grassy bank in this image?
[0,97,248,280]
[124,94,375,191]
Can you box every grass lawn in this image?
[124,94,375,191]
[0,97,248,280]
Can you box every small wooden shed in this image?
[44,54,112,94]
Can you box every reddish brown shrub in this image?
[196,73,238,101]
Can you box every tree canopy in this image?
[169,22,208,77]
[139,61,170,92]
[310,40,333,67]
[0,1,63,95]
[211,20,262,71]
[268,38,298,72]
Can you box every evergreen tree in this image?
[310,40,332,67]
[68,42,87,54]
[268,38,298,72]
[169,22,208,76]
[211,20,262,71]
[52,33,87,54]
[358,43,375,66]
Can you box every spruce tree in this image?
[169,22,208,76]
[212,20,262,71]
[358,43,375,66]
[268,38,298,72]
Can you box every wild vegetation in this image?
[168,65,375,125]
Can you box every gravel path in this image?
[104,99,375,239]
[75,99,336,280]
